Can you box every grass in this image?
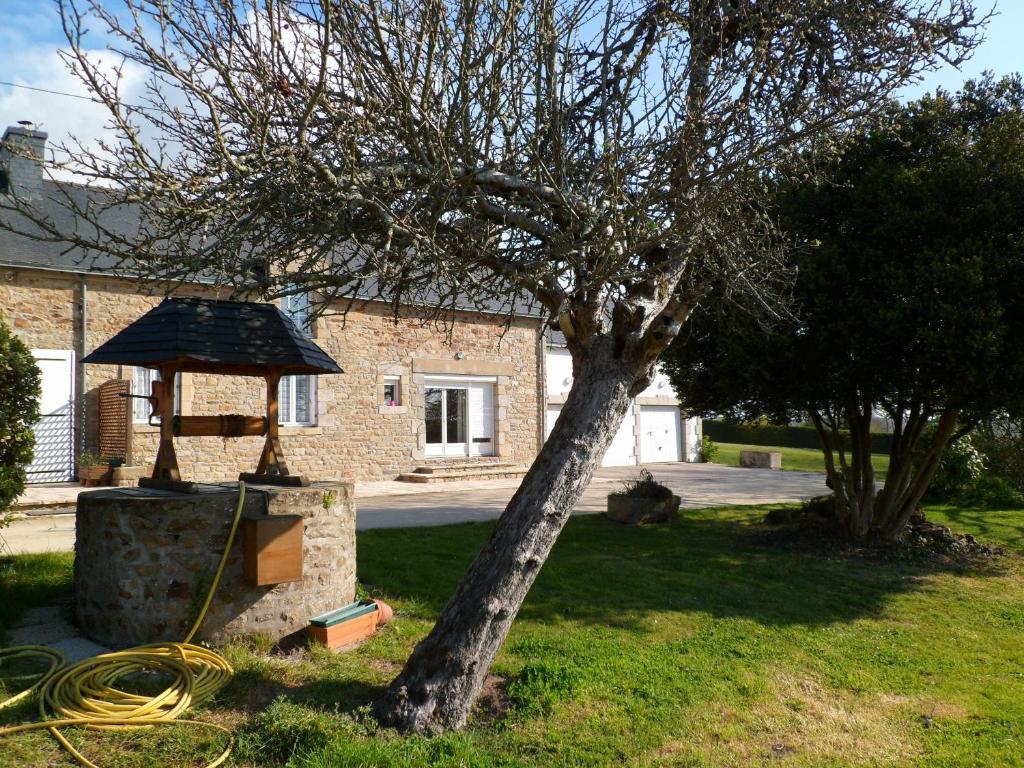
[2,506,1023,767]
[0,552,73,633]
[715,441,892,478]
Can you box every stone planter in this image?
[78,464,112,487]
[606,493,681,525]
[110,465,148,487]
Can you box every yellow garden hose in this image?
[0,482,248,768]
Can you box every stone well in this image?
[74,482,355,648]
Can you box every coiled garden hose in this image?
[0,481,248,768]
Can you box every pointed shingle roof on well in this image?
[82,297,342,375]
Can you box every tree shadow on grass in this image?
[356,509,1011,635]
[217,665,385,717]
[928,505,1024,551]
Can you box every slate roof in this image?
[548,329,568,347]
[0,179,141,274]
[0,179,542,317]
[82,297,343,375]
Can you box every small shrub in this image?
[926,434,985,501]
[954,475,1024,509]
[0,318,41,525]
[699,434,719,463]
[76,450,108,468]
[506,660,581,717]
[972,417,1024,493]
[609,468,673,500]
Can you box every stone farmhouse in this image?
[0,123,698,485]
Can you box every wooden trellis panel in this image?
[98,379,131,462]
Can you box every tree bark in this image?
[374,339,644,734]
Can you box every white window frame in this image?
[278,374,317,427]
[383,375,402,407]
[281,290,312,336]
[279,287,317,427]
[132,368,181,423]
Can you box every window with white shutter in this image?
[279,288,316,426]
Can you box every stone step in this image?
[414,456,508,468]
[397,466,528,483]
[413,460,519,475]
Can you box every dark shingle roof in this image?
[0,171,542,318]
[82,297,342,375]
[0,180,140,274]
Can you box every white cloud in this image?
[0,27,149,183]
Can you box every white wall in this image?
[638,365,679,401]
[547,350,680,403]
[546,348,574,396]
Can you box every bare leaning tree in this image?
[1,0,981,733]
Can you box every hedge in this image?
[703,421,894,454]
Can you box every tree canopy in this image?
[666,75,1024,539]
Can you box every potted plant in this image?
[77,451,113,487]
[606,469,681,525]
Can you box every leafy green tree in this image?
[0,316,41,521]
[666,76,1024,540]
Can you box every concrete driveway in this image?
[356,461,826,528]
[3,462,826,554]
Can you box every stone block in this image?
[111,465,147,487]
[739,450,782,470]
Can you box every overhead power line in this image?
[0,79,95,102]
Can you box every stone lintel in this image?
[412,358,515,376]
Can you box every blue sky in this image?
[1,0,1021,157]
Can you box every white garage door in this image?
[545,403,637,467]
[602,405,636,467]
[640,405,681,463]
[26,349,76,483]
[545,405,562,441]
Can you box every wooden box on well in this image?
[242,514,304,586]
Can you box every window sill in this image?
[133,423,160,434]
[279,425,322,435]
[379,404,408,415]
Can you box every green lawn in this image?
[3,504,1024,767]
[715,441,891,478]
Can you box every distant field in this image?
[715,442,891,478]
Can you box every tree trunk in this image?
[811,406,963,542]
[874,410,960,540]
[373,340,643,734]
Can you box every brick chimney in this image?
[0,123,48,198]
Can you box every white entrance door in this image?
[26,349,75,483]
[425,378,494,457]
[640,405,682,463]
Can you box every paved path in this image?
[4,606,110,662]
[4,463,827,553]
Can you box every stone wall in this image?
[74,482,355,646]
[0,266,543,482]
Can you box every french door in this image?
[425,386,468,456]
[424,378,495,457]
